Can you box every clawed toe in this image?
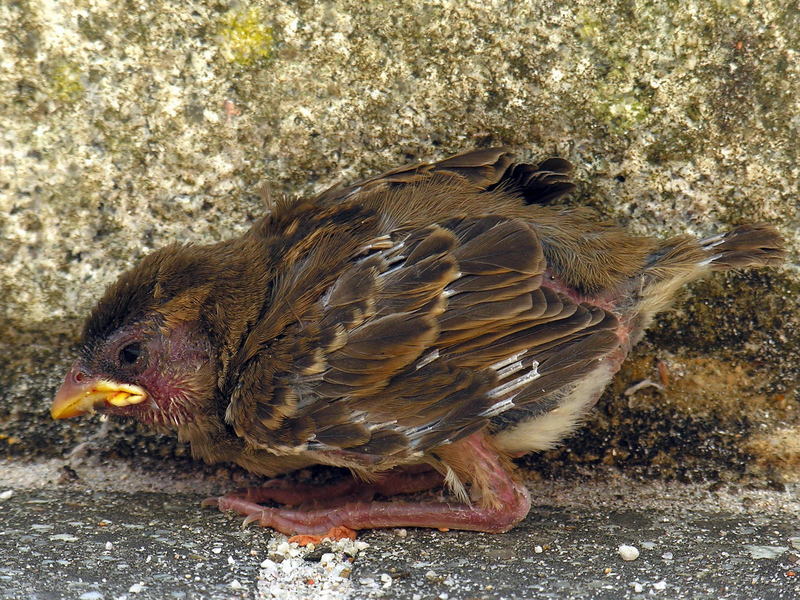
[242,510,267,528]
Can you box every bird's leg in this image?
[204,464,443,507]
[206,433,530,538]
[208,477,363,507]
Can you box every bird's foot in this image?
[203,434,530,536]
[208,484,529,536]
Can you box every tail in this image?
[700,224,786,270]
[634,224,784,323]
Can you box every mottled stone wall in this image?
[1,0,797,481]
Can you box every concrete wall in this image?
[1,0,797,482]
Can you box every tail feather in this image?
[702,224,786,270]
[636,223,784,320]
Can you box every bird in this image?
[51,147,784,541]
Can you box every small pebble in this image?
[380,573,392,588]
[631,582,643,593]
[0,490,13,501]
[641,541,656,550]
[302,546,328,562]
[128,583,144,593]
[618,545,640,561]
[105,542,113,551]
[662,552,674,560]
[212,547,222,554]
[745,545,788,559]
[534,545,543,553]
[229,579,242,590]
[227,555,236,565]
[79,593,103,600]
[653,580,667,591]
[276,541,303,558]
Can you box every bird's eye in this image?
[119,342,143,366]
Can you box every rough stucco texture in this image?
[1,1,798,481]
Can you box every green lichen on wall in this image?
[217,6,273,65]
[48,59,84,102]
[590,83,651,132]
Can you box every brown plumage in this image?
[51,148,785,538]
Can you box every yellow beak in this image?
[51,372,148,419]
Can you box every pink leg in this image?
[205,434,531,535]
[202,465,444,508]
[211,478,364,507]
[216,485,529,535]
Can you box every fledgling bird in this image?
[52,148,784,538]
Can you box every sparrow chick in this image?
[52,148,784,537]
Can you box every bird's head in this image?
[51,244,222,428]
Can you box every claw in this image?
[242,511,265,528]
[200,496,221,508]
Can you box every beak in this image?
[51,367,148,419]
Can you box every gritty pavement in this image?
[1,460,798,600]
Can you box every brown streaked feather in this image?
[489,157,575,205]
[348,430,411,456]
[314,422,372,448]
[704,224,786,270]
[451,220,544,275]
[455,302,594,358]
[331,311,439,360]
[315,147,516,205]
[435,287,569,351]
[402,226,459,263]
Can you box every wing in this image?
[227,214,620,466]
[315,147,575,207]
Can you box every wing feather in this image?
[226,151,620,465]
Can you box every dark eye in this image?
[119,342,144,366]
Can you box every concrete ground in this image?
[1,459,798,600]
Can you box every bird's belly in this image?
[491,361,616,454]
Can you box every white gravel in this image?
[257,536,369,600]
